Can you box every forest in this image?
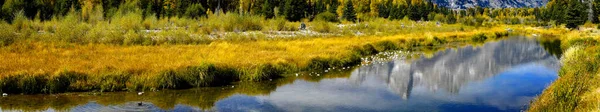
[0,0,596,28]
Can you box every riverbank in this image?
[0,36,548,111]
[529,30,600,112]
[0,24,512,94]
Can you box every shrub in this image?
[314,12,338,22]
[177,64,217,87]
[310,20,338,33]
[55,21,92,43]
[203,12,263,32]
[12,10,30,31]
[142,14,158,30]
[47,70,82,93]
[113,11,143,31]
[0,74,21,93]
[374,40,400,51]
[244,63,286,81]
[471,34,488,42]
[307,57,332,71]
[123,30,144,45]
[352,44,379,56]
[433,13,446,22]
[263,17,287,31]
[156,70,185,89]
[18,74,48,94]
[0,23,16,46]
[96,72,131,92]
[85,22,124,44]
[563,37,598,49]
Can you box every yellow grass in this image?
[529,30,600,112]
[0,26,508,76]
[0,25,512,93]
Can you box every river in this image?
[0,37,561,112]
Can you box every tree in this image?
[566,0,587,29]
[446,13,457,24]
[546,0,569,24]
[327,0,339,14]
[593,0,600,23]
[377,0,392,18]
[369,0,378,17]
[184,3,206,19]
[342,0,356,22]
[284,0,307,21]
[261,0,275,18]
[314,0,327,15]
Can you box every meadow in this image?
[0,9,518,93]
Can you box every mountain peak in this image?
[433,0,549,9]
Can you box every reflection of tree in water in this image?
[0,69,356,111]
[0,80,287,111]
[350,37,559,99]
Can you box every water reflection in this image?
[251,37,559,112]
[351,37,560,98]
[0,37,560,112]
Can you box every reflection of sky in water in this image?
[212,38,559,112]
[214,63,556,112]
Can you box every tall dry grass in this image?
[0,25,512,93]
[529,31,600,112]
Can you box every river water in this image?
[0,37,561,112]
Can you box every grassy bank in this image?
[529,30,600,111]
[0,23,511,94]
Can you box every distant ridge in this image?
[432,0,549,9]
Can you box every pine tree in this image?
[593,0,600,23]
[261,0,275,18]
[284,0,307,21]
[566,0,587,29]
[327,0,339,14]
[342,0,357,22]
[314,0,327,15]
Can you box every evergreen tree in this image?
[327,0,339,15]
[261,0,275,18]
[378,0,394,18]
[184,3,206,19]
[284,0,307,21]
[342,0,356,22]
[446,13,457,24]
[389,4,406,20]
[314,0,327,15]
[593,0,600,23]
[566,0,587,29]
[406,0,421,20]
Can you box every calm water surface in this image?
[0,37,560,112]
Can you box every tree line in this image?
[0,0,452,22]
[0,0,598,28]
